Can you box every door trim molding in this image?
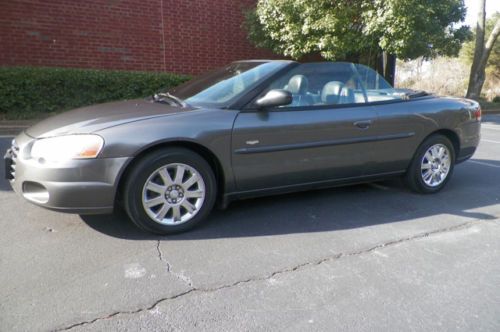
[234,132,415,154]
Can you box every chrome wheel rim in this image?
[142,163,205,225]
[420,144,451,187]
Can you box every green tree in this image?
[246,0,470,63]
[465,2,500,99]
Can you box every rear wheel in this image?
[124,148,216,234]
[404,135,455,194]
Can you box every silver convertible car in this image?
[5,61,481,234]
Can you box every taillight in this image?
[474,107,482,121]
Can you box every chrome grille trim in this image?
[9,140,19,180]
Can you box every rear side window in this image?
[263,62,404,108]
[354,64,403,103]
[266,62,366,107]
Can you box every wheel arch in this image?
[404,128,459,193]
[426,129,461,158]
[115,140,226,206]
[405,128,461,172]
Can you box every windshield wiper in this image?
[152,92,188,107]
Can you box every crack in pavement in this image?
[156,240,194,287]
[55,220,479,331]
[155,240,171,272]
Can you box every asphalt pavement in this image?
[1,115,500,331]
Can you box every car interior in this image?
[271,64,403,107]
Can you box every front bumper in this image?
[5,132,131,214]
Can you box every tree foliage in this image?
[246,0,471,61]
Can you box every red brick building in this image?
[0,0,277,75]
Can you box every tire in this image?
[123,147,217,234]
[404,134,455,194]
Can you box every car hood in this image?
[25,99,193,138]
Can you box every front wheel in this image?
[123,148,217,234]
[404,135,455,194]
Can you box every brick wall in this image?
[0,0,277,75]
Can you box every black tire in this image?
[123,147,217,234]
[404,134,456,194]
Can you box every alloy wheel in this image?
[142,163,206,225]
[420,143,451,187]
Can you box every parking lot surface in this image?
[1,115,499,331]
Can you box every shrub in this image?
[396,58,469,97]
[0,67,189,120]
[493,96,500,103]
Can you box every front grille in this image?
[9,140,19,180]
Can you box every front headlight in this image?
[30,134,104,163]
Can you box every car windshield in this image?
[166,61,289,108]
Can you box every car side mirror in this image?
[255,89,293,109]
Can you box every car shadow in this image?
[80,159,500,240]
[0,178,12,191]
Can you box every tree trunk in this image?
[466,0,500,99]
[373,52,396,86]
[384,54,396,86]
[466,0,486,99]
[467,18,500,99]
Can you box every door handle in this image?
[354,120,372,129]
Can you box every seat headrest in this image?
[321,81,345,104]
[287,75,309,94]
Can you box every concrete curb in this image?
[0,127,30,137]
[0,121,35,136]
[483,109,500,115]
